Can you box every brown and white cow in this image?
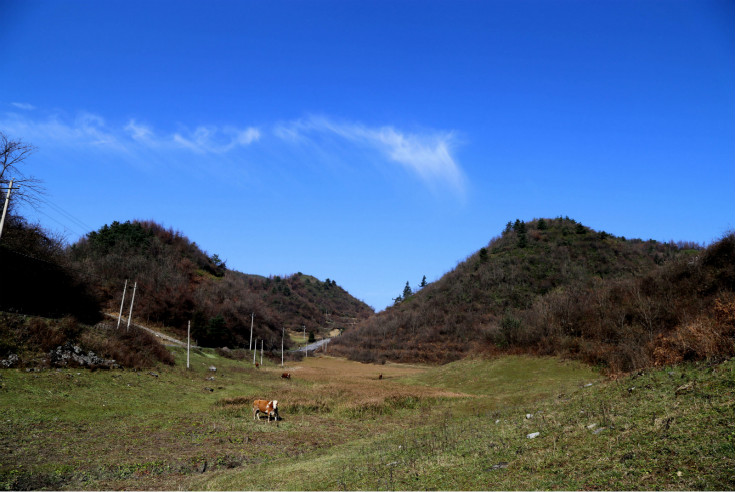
[252,399,279,423]
[281,372,291,379]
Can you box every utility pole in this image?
[249,313,254,351]
[117,279,128,329]
[0,179,16,241]
[253,340,257,365]
[281,327,284,367]
[260,339,263,366]
[187,320,191,369]
[126,281,137,331]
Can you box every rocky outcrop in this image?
[1,354,20,368]
[48,343,118,369]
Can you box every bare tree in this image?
[1,131,44,208]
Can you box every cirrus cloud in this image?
[274,116,466,196]
[1,109,261,155]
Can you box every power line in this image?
[32,207,88,238]
[35,196,93,233]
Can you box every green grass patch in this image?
[2,350,733,490]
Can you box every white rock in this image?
[526,432,540,439]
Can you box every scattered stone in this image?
[198,460,208,473]
[583,383,593,387]
[204,387,214,392]
[525,413,533,419]
[628,386,636,393]
[148,372,159,378]
[488,462,509,471]
[592,427,607,434]
[208,366,217,372]
[677,471,683,477]
[495,419,501,424]
[386,461,399,467]
[1,354,19,368]
[526,432,540,439]
[205,376,215,381]
[586,423,597,430]
[667,371,676,377]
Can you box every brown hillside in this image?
[331,218,733,372]
[69,220,373,349]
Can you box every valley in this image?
[1,347,733,490]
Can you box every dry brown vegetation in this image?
[217,357,469,418]
[0,215,101,323]
[0,314,174,369]
[332,218,735,373]
[67,220,372,350]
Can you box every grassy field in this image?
[1,347,733,490]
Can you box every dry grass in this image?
[219,356,470,418]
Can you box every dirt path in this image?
[104,313,195,348]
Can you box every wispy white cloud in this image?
[274,116,466,196]
[11,102,36,111]
[2,109,465,198]
[0,110,261,155]
[0,110,125,151]
[171,126,261,154]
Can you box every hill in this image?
[331,217,735,372]
[66,220,373,350]
[0,217,372,355]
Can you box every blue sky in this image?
[1,0,733,311]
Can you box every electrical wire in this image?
[35,196,93,233]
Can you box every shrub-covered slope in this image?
[69,220,373,349]
[0,214,101,323]
[331,218,734,372]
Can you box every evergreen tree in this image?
[518,233,528,248]
[420,275,428,288]
[403,281,413,299]
[537,218,547,230]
